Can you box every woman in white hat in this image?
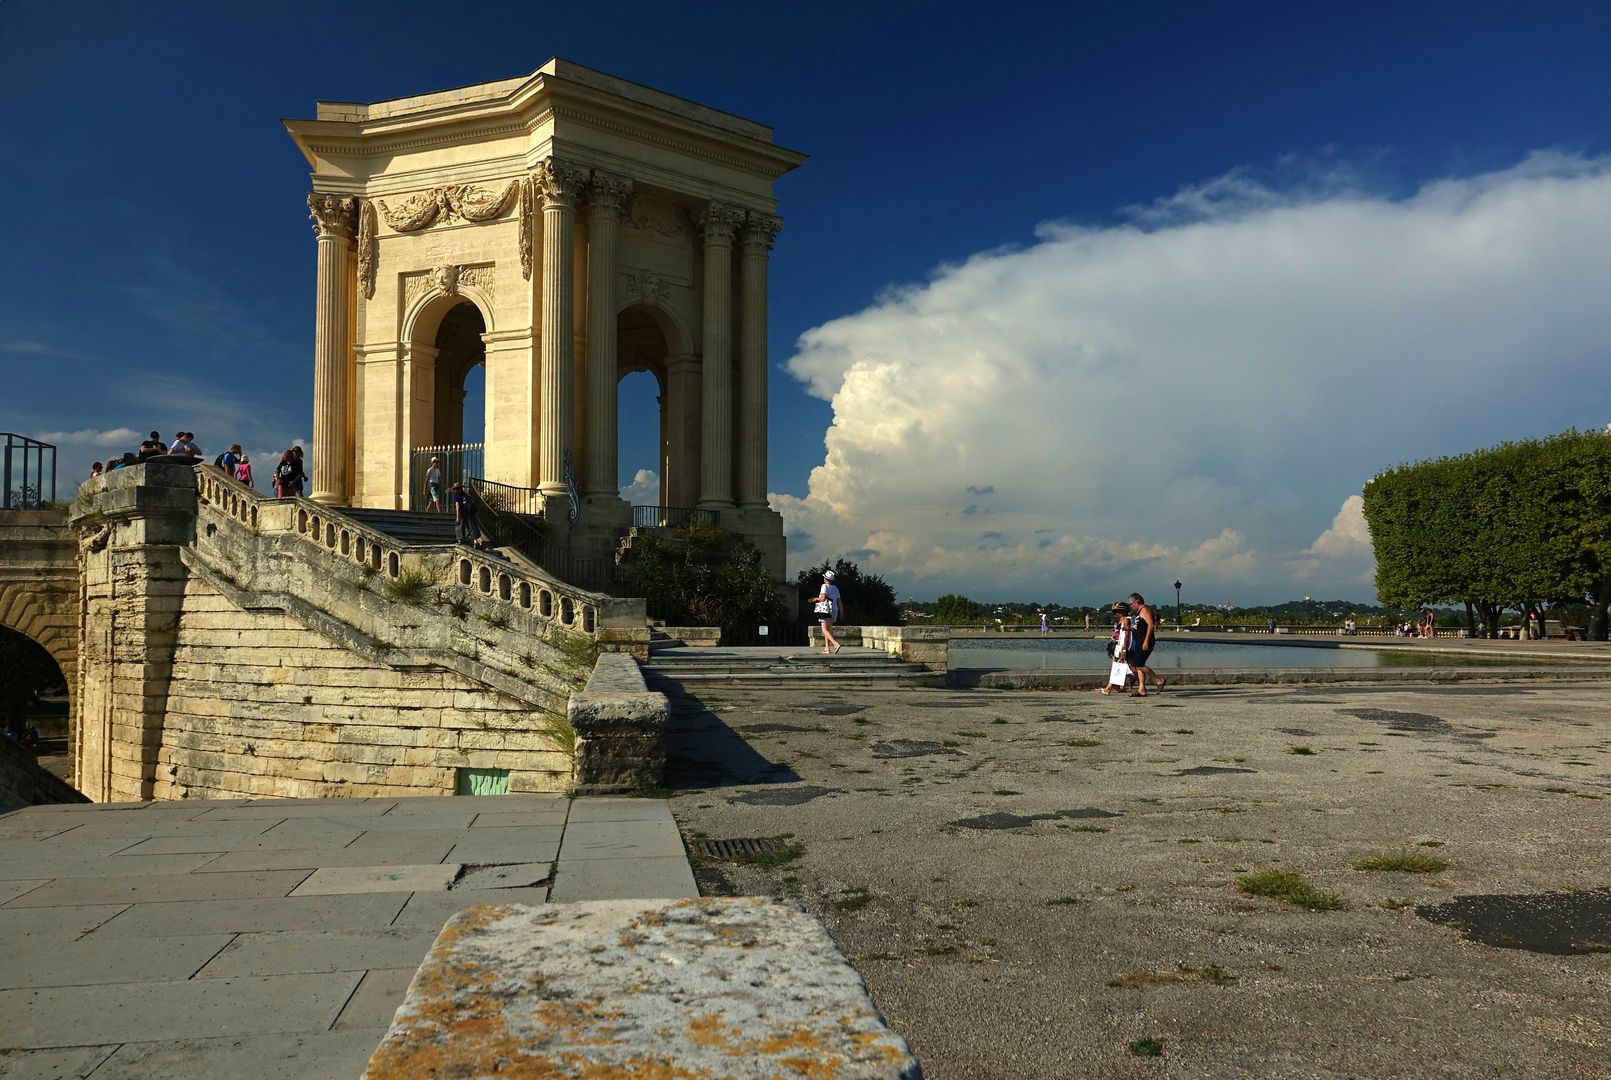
[809,570,843,655]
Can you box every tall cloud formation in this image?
[776,152,1611,604]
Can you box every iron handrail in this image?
[467,476,544,517]
[631,504,720,530]
[2,433,57,511]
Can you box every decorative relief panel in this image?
[458,264,495,304]
[519,176,534,280]
[356,200,378,299]
[403,264,495,313]
[621,271,669,307]
[376,180,519,233]
[624,193,693,240]
[402,272,431,312]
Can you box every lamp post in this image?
[1174,579,1183,627]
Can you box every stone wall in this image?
[568,652,667,795]
[67,463,652,802]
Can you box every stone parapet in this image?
[808,625,951,670]
[363,899,921,1079]
[567,652,667,794]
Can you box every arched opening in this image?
[431,302,487,447]
[0,624,70,778]
[617,304,673,508]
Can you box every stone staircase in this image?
[341,507,459,545]
[643,645,945,691]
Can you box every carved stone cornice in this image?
[308,193,358,241]
[356,200,378,298]
[587,170,634,218]
[697,202,744,245]
[533,158,589,210]
[741,212,782,252]
[375,180,519,233]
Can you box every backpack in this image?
[214,453,227,470]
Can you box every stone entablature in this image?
[284,59,804,578]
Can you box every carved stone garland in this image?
[376,180,519,233]
[519,176,534,280]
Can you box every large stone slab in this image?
[83,1029,386,1080]
[4,869,310,906]
[556,816,684,860]
[197,840,458,873]
[0,1045,118,1080]
[548,855,697,902]
[0,971,363,1048]
[0,933,234,989]
[363,899,920,1078]
[289,864,460,897]
[83,892,410,938]
[197,926,441,978]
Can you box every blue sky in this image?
[3,2,1609,604]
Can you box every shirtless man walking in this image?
[1126,591,1165,694]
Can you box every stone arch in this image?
[0,518,81,742]
[616,296,690,359]
[404,291,494,450]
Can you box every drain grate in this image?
[694,837,793,861]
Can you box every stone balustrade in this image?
[194,466,632,640]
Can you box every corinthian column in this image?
[584,171,633,496]
[697,202,743,511]
[308,193,357,504]
[535,159,587,498]
[738,213,780,509]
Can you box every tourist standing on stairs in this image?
[235,453,253,489]
[450,482,483,550]
[811,570,842,655]
[424,456,443,513]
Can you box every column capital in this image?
[697,202,745,244]
[308,193,358,240]
[587,170,634,217]
[741,213,782,252]
[533,158,590,210]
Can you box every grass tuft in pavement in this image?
[1128,1037,1165,1057]
[1355,851,1449,874]
[1287,745,1316,756]
[1236,868,1347,911]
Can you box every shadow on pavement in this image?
[661,689,801,791]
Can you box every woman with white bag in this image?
[810,570,843,655]
[1101,601,1134,695]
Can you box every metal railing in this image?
[2,434,57,510]
[409,443,483,512]
[631,504,720,530]
[461,482,623,596]
[467,477,544,517]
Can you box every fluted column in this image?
[697,202,743,511]
[738,213,780,509]
[584,171,633,496]
[666,353,702,510]
[308,193,357,504]
[534,159,587,498]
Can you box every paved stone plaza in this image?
[0,795,693,1078]
[666,680,1611,1079]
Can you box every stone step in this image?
[341,508,458,545]
[646,669,945,690]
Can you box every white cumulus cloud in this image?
[776,151,1611,603]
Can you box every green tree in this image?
[795,558,900,626]
[1363,429,1611,638]
[929,593,985,624]
[620,530,783,639]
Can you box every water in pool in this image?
[949,638,1533,670]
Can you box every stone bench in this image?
[569,653,667,795]
[363,899,921,1078]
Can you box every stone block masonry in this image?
[61,462,658,802]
